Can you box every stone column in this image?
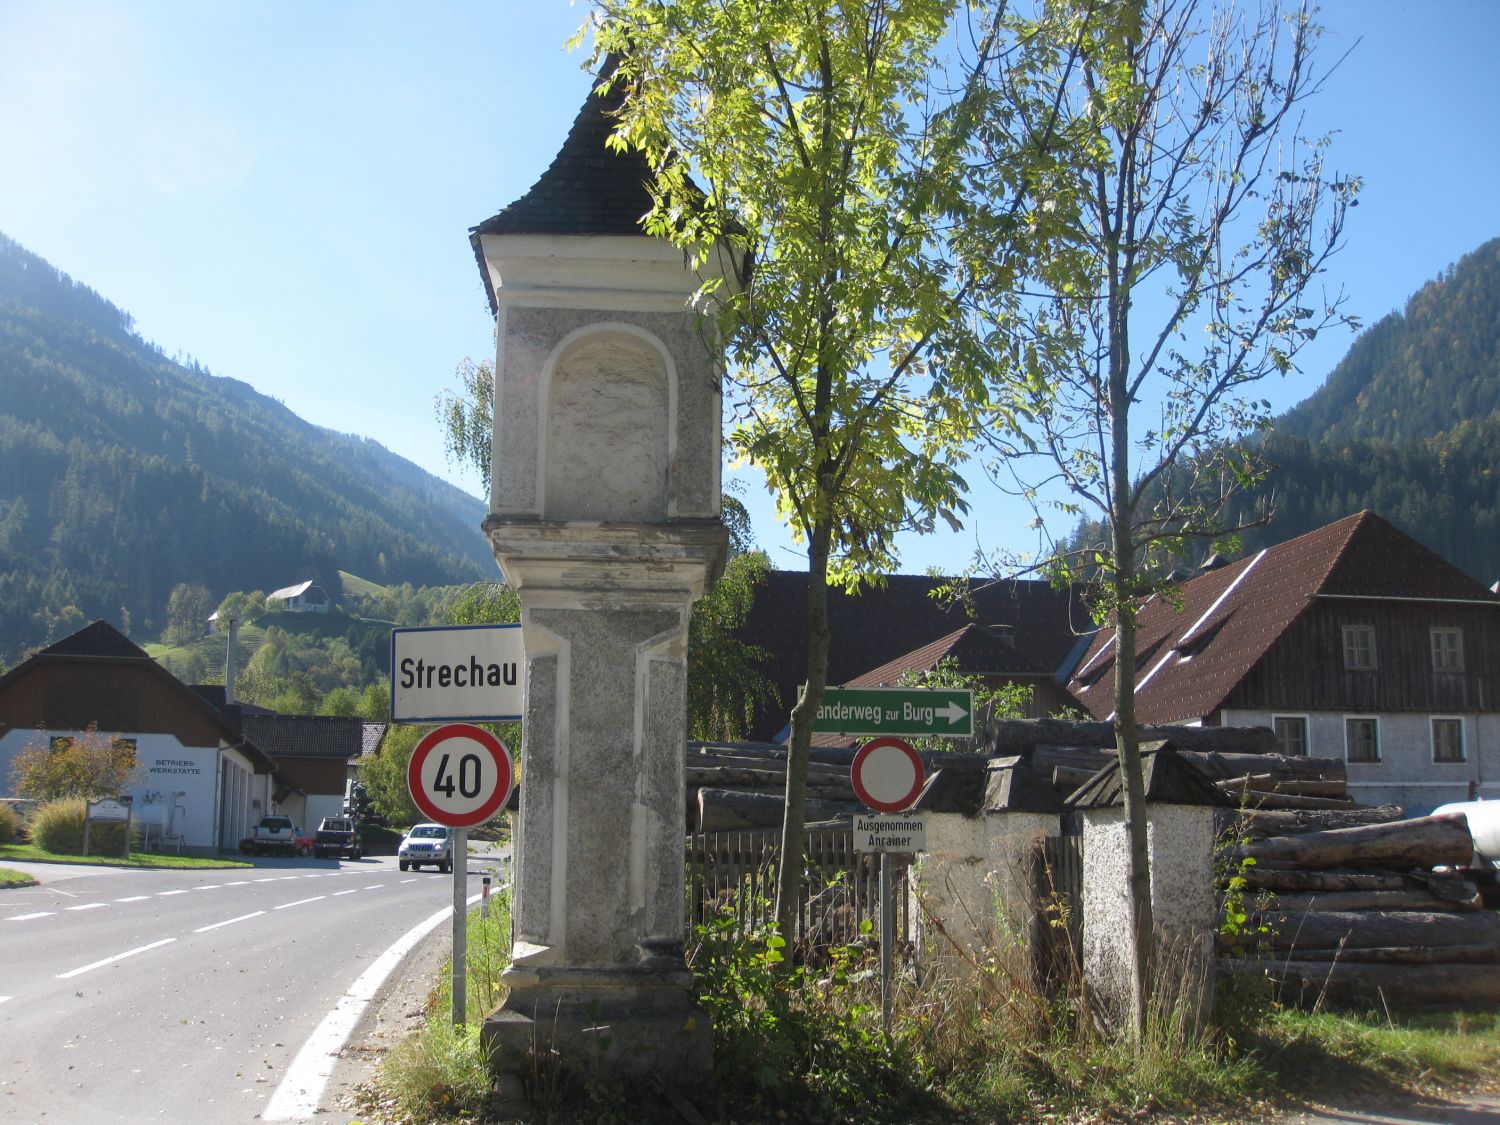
[481,525,725,1084]
[1080,802,1217,1032]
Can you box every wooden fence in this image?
[685,825,910,950]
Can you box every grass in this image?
[360,886,1500,1124]
[0,843,252,870]
[0,865,36,887]
[339,569,389,600]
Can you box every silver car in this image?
[398,822,453,872]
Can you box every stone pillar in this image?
[1080,803,1217,1032]
[911,811,1059,983]
[482,528,723,1081]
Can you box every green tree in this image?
[590,0,1014,943]
[9,724,145,801]
[211,589,266,630]
[163,581,214,646]
[358,723,424,827]
[970,0,1357,1033]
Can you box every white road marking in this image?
[0,996,11,1005]
[57,938,176,980]
[264,892,481,1122]
[332,889,358,897]
[362,884,384,890]
[157,889,189,897]
[115,895,151,903]
[254,878,278,883]
[223,880,250,886]
[193,885,222,891]
[7,912,54,921]
[66,903,108,911]
[194,910,265,933]
[280,876,303,881]
[274,896,326,910]
[400,878,417,884]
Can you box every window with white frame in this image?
[1345,716,1380,763]
[1273,715,1309,757]
[1431,627,1464,673]
[1342,625,1377,670]
[1431,717,1465,763]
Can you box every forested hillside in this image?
[1214,237,1500,581]
[0,233,491,662]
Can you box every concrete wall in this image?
[910,811,1058,979]
[1081,803,1216,1031]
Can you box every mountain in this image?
[1198,236,1500,584]
[0,233,492,662]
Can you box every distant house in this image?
[735,572,1093,742]
[839,622,1086,740]
[1066,511,1500,814]
[266,581,332,614]
[236,714,374,830]
[0,621,276,853]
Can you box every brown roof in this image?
[737,572,1092,741]
[241,714,366,761]
[1065,743,1231,809]
[848,623,1058,687]
[0,621,276,772]
[1068,511,1500,724]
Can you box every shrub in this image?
[9,724,145,801]
[0,801,19,845]
[30,798,139,856]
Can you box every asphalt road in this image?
[0,852,503,1124]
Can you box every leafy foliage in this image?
[28,797,137,856]
[8,724,144,802]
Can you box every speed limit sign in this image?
[407,723,514,828]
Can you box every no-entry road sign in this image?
[406,723,514,828]
[811,687,973,737]
[850,735,925,813]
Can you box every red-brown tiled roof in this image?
[738,572,1092,741]
[1068,511,1500,724]
[847,623,1056,687]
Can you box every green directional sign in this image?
[810,687,974,737]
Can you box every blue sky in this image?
[1,1,1496,576]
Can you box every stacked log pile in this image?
[1219,812,1500,1006]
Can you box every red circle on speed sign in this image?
[407,723,514,828]
[850,736,925,813]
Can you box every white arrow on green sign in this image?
[810,687,973,737]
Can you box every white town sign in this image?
[390,624,524,723]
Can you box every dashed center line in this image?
[0,996,12,1005]
[193,885,222,891]
[400,878,418,884]
[332,889,358,897]
[115,895,151,903]
[274,896,327,910]
[363,884,385,890]
[194,910,266,933]
[66,903,108,911]
[7,912,54,921]
[57,938,176,980]
[223,880,250,886]
[254,878,279,883]
[157,889,190,897]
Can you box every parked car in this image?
[313,816,362,860]
[239,815,314,857]
[398,823,453,872]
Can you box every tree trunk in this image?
[1250,908,1500,951]
[1251,888,1480,914]
[775,516,834,951]
[1221,959,1500,1006]
[698,788,860,833]
[1234,814,1474,870]
[1217,805,1404,838]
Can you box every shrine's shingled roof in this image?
[1067,511,1500,725]
[469,57,659,312]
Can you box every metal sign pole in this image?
[879,851,893,1036]
[452,827,468,1027]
